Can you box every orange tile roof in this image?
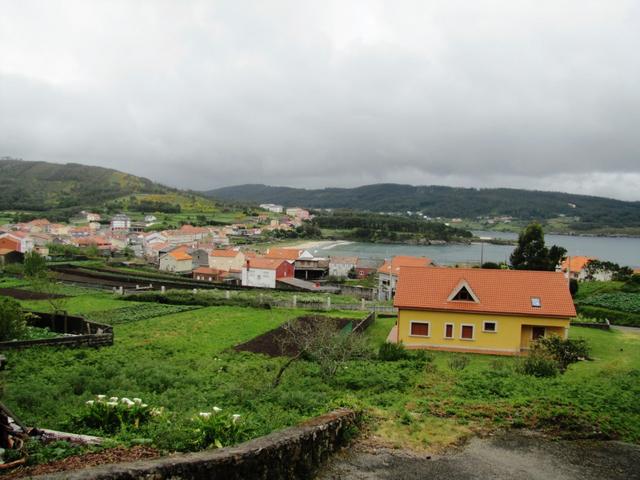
[246,258,287,270]
[193,267,220,275]
[560,256,596,273]
[394,266,576,318]
[168,250,192,261]
[265,248,301,261]
[378,255,432,274]
[210,249,242,258]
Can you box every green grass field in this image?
[2,286,639,456]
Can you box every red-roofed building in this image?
[392,267,575,355]
[241,257,294,288]
[378,255,434,300]
[558,256,612,281]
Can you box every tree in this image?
[273,317,370,385]
[510,223,566,271]
[0,296,27,341]
[23,251,47,279]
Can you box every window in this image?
[461,324,474,340]
[452,286,474,301]
[483,321,497,333]
[531,297,541,308]
[444,323,454,339]
[410,322,430,337]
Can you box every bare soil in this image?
[2,445,160,479]
[234,315,353,357]
[317,430,640,480]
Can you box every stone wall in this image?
[41,409,358,480]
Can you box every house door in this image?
[532,327,545,340]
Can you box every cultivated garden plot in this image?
[2,287,640,473]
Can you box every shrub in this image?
[0,296,27,341]
[412,349,434,363]
[448,356,470,371]
[378,342,410,361]
[517,348,559,377]
[569,278,579,297]
[537,336,590,372]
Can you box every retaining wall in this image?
[40,409,358,480]
[0,312,113,350]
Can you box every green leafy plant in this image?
[517,347,559,377]
[448,355,470,371]
[536,336,590,372]
[378,341,410,361]
[75,395,158,434]
[190,408,250,450]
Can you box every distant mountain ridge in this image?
[0,158,172,211]
[205,183,640,230]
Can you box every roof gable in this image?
[447,280,480,303]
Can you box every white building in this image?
[259,203,284,213]
[110,214,131,231]
[241,258,294,288]
[329,256,359,278]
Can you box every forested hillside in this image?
[0,158,170,211]
[206,183,640,230]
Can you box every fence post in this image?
[119,286,124,295]
[193,289,198,294]
[361,298,366,310]
[161,286,166,293]
[225,290,230,299]
[326,296,331,311]
[292,295,297,308]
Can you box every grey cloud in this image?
[1,0,639,199]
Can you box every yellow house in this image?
[392,267,576,355]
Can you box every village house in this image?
[0,248,23,266]
[378,255,434,300]
[110,214,131,231]
[159,247,193,273]
[192,266,223,282]
[329,256,359,278]
[241,258,294,288]
[355,258,383,279]
[558,256,612,281]
[208,249,246,272]
[392,267,575,355]
[285,207,311,220]
[0,231,35,253]
[189,248,210,268]
[259,203,284,213]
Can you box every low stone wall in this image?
[41,409,358,480]
[353,312,375,333]
[0,333,113,350]
[339,285,377,300]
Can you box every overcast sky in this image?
[1,1,639,200]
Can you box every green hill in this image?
[0,158,171,211]
[204,184,640,231]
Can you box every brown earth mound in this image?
[3,445,160,479]
[0,288,67,300]
[234,315,353,357]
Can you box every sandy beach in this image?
[287,240,354,250]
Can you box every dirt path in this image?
[317,431,640,480]
[611,325,640,335]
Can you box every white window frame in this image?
[444,322,455,339]
[482,321,498,333]
[409,321,431,338]
[460,323,475,341]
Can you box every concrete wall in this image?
[40,409,358,480]
[242,268,276,288]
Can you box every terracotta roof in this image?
[168,250,192,261]
[394,267,576,318]
[245,258,287,270]
[265,248,301,260]
[378,255,433,274]
[179,225,209,234]
[210,249,242,258]
[560,256,596,273]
